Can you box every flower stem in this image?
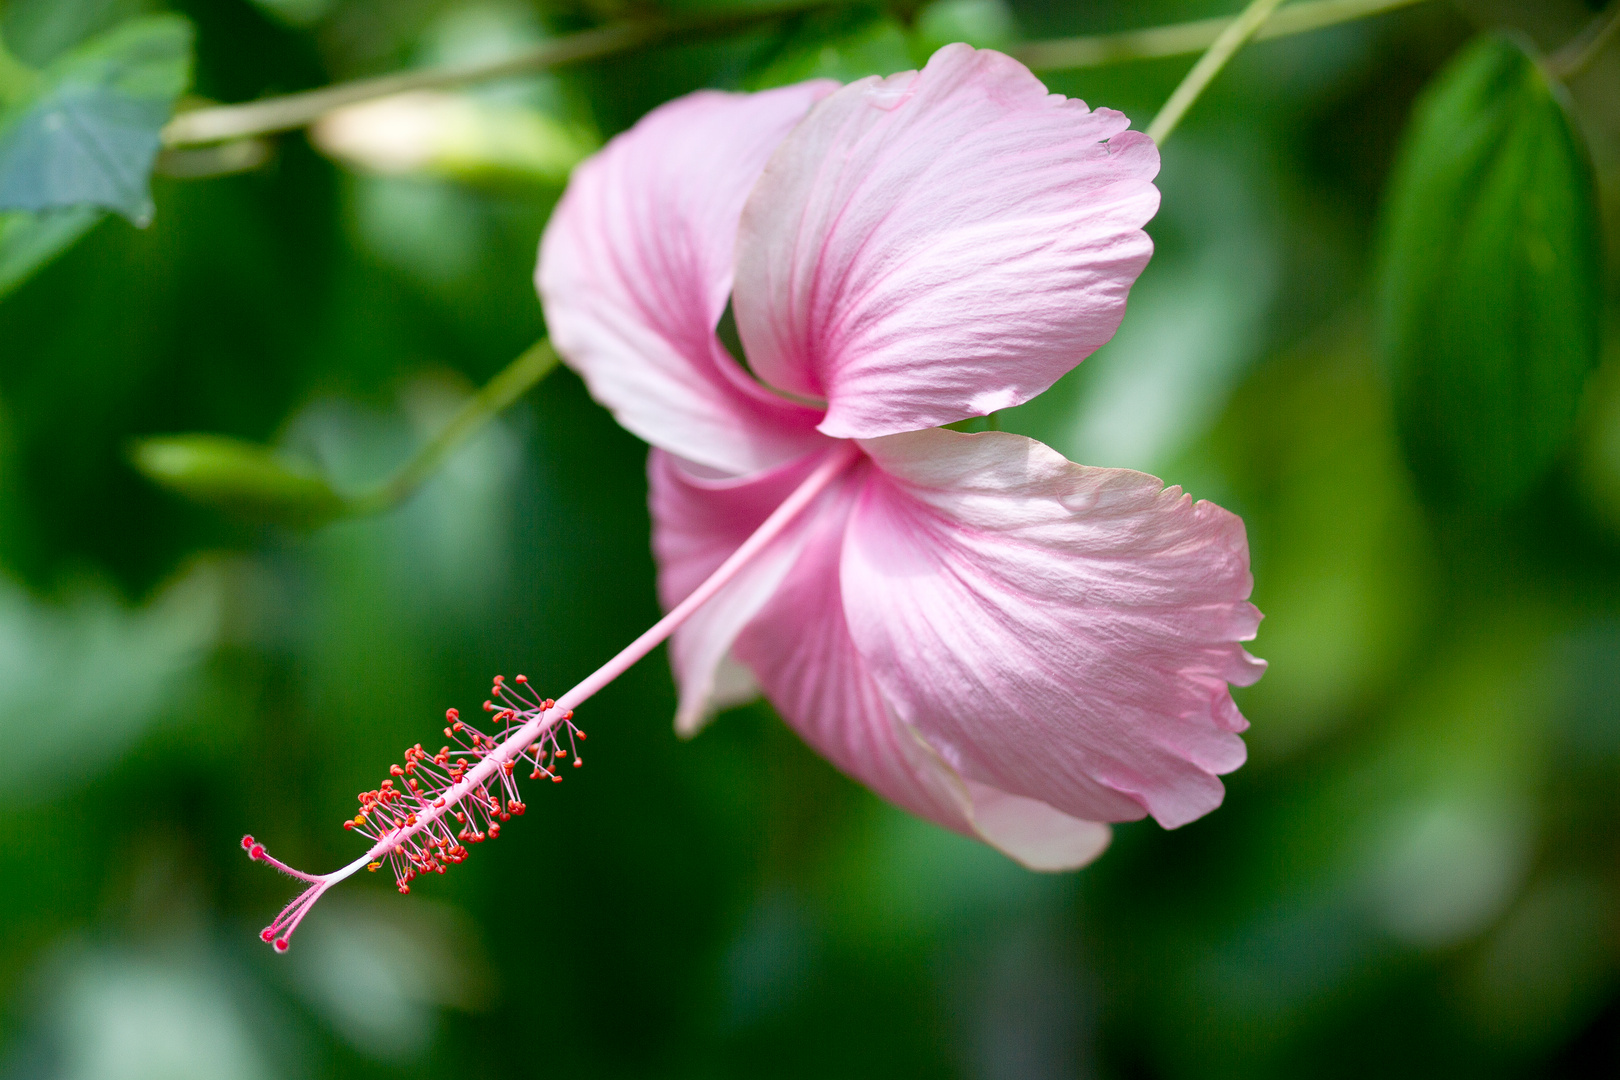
[1146,0,1292,145]
[1014,0,1427,72]
[346,338,560,517]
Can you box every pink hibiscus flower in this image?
[539,44,1265,870]
[245,45,1263,951]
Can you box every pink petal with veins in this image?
[649,448,827,735]
[727,463,986,836]
[844,429,1264,829]
[539,83,835,474]
[734,44,1159,439]
[669,449,1122,870]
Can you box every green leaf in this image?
[0,14,193,226]
[1378,35,1603,512]
[0,204,101,297]
[131,434,349,526]
[0,563,222,804]
[0,37,38,104]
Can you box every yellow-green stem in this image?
[1145,0,1292,144]
[162,2,846,148]
[347,339,560,517]
[1014,0,1426,72]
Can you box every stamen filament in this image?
[246,440,861,949]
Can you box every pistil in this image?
[246,440,861,950]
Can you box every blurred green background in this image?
[0,0,1617,1076]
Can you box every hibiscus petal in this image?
[648,448,822,735]
[654,446,1113,869]
[538,83,834,474]
[843,429,1265,830]
[733,44,1159,439]
[963,781,1113,871]
[727,465,982,833]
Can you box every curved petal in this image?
[654,445,1113,869]
[843,428,1265,830]
[538,83,835,474]
[728,463,982,833]
[733,44,1159,439]
[963,782,1113,871]
[708,461,1107,870]
[648,448,824,735]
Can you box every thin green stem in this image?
[1146,0,1290,145]
[163,23,653,146]
[1013,0,1426,71]
[346,338,559,516]
[162,1,844,148]
[1547,1,1620,81]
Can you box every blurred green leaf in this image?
[247,0,335,29]
[911,0,1018,59]
[0,0,154,67]
[15,943,275,1080]
[131,434,347,526]
[746,6,913,88]
[287,895,494,1061]
[0,13,193,226]
[0,562,222,803]
[0,204,101,297]
[1221,335,1434,761]
[1378,34,1603,512]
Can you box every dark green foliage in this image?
[1378,34,1603,512]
